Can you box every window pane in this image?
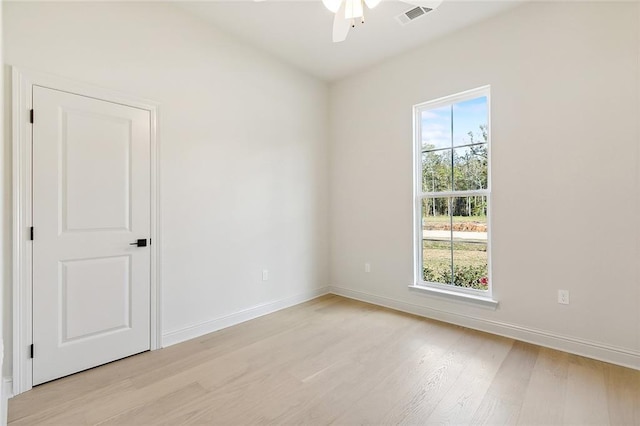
[422,198,452,284]
[423,240,452,284]
[422,149,452,193]
[451,197,488,290]
[421,106,451,151]
[451,194,488,219]
[452,96,488,147]
[453,242,488,290]
[453,145,488,191]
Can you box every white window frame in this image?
[411,86,495,304]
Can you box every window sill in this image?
[408,284,499,310]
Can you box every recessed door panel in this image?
[61,256,131,343]
[32,86,151,386]
[62,110,132,233]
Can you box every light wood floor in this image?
[8,295,640,425]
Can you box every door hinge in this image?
[30,226,34,241]
[30,344,34,359]
[30,109,34,124]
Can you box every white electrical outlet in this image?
[558,289,569,305]
[262,269,269,281]
[365,263,371,273]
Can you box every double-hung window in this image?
[414,86,491,296]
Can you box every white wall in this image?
[0,0,6,419]
[330,1,640,367]
[3,2,329,377]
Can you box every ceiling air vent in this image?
[396,6,433,26]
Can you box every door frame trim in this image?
[11,67,162,395]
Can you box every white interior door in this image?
[32,86,151,385]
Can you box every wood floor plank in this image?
[97,383,209,425]
[516,347,569,425]
[388,329,500,425]
[151,301,394,424]
[563,355,610,425]
[10,380,136,425]
[424,333,514,425]
[252,315,437,424]
[330,322,469,425]
[604,364,640,425]
[8,295,639,426]
[186,308,419,424]
[604,362,640,425]
[470,340,540,425]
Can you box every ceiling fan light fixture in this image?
[344,0,364,19]
[331,0,444,43]
[364,0,382,9]
[322,0,343,13]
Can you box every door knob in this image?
[129,239,147,247]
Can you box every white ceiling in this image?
[176,0,525,81]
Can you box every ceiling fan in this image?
[323,0,443,42]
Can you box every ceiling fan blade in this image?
[332,1,351,43]
[364,0,382,9]
[400,0,443,10]
[323,0,343,13]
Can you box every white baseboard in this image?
[329,285,640,371]
[2,377,13,426]
[162,286,330,347]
